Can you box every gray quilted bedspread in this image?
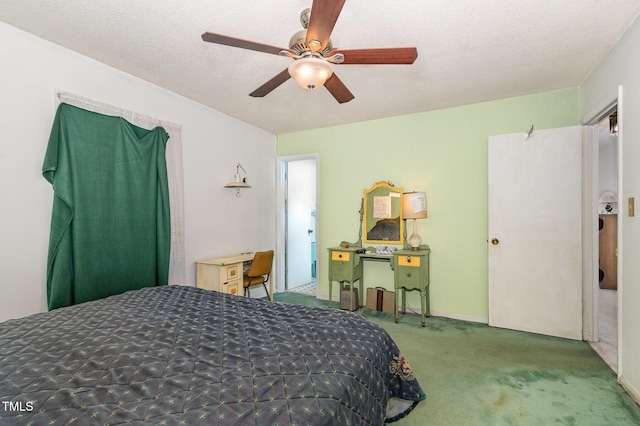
[0,286,424,425]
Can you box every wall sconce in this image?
[224,163,251,197]
[402,192,428,250]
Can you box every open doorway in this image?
[590,109,619,372]
[276,155,318,296]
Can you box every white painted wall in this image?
[0,22,276,322]
[581,16,640,402]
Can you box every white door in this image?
[488,126,584,339]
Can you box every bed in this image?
[0,286,425,425]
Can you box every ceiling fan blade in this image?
[202,32,290,56]
[306,0,346,52]
[249,68,291,97]
[324,73,354,104]
[332,47,418,64]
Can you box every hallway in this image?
[590,288,617,371]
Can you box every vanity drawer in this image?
[331,251,350,261]
[397,255,421,267]
[396,266,422,287]
[330,260,352,280]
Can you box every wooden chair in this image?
[243,250,274,299]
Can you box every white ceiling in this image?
[1,1,639,134]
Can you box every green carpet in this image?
[272,292,640,425]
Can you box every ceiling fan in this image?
[201,0,418,104]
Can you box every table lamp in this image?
[402,192,428,250]
[598,191,617,214]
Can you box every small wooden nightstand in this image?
[392,248,431,326]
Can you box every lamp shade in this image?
[598,191,617,203]
[224,174,251,189]
[402,192,428,219]
[598,191,617,213]
[288,57,334,90]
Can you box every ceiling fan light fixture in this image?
[288,57,334,90]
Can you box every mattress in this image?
[0,286,424,425]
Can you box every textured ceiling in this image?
[1,1,639,134]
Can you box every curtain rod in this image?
[55,90,182,131]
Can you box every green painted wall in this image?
[277,88,579,321]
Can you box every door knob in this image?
[491,238,499,245]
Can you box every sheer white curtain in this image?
[55,91,186,285]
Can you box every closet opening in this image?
[590,109,618,372]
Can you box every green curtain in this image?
[43,103,171,310]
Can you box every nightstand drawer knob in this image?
[406,272,412,278]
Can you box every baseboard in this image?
[429,310,488,324]
[619,375,640,406]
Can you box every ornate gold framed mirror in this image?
[363,181,404,244]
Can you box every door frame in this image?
[276,153,320,295]
[583,90,621,344]
[582,123,600,342]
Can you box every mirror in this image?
[363,181,404,244]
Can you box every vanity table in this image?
[328,181,431,326]
[327,247,431,326]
